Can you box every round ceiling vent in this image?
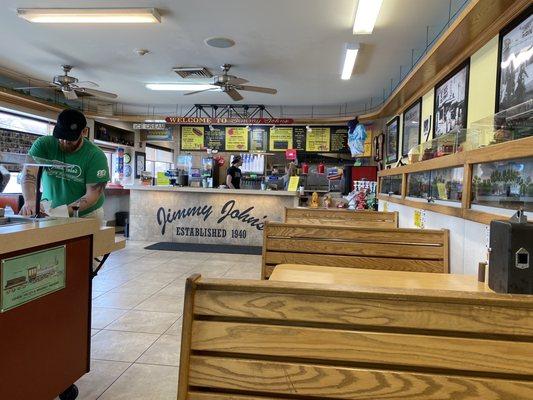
[205,37,235,48]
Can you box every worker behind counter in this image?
[226,155,242,189]
[19,109,110,226]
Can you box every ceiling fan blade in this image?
[63,89,78,100]
[14,84,57,90]
[75,80,99,88]
[237,85,277,95]
[184,88,219,96]
[77,87,118,99]
[226,88,243,101]
[226,77,249,85]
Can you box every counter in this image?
[128,185,299,246]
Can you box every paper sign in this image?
[181,126,205,150]
[436,182,447,199]
[414,209,425,229]
[287,176,300,192]
[156,172,170,186]
[1,246,66,312]
[285,149,297,160]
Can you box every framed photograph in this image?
[373,132,384,162]
[433,60,470,138]
[423,116,432,140]
[134,152,146,179]
[496,5,533,112]
[385,117,399,164]
[402,99,421,157]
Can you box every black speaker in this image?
[488,220,533,294]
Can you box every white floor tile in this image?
[137,335,181,366]
[91,330,159,362]
[92,307,128,329]
[75,359,131,400]
[106,310,180,334]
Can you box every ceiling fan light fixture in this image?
[145,84,218,91]
[341,43,359,80]
[352,0,383,34]
[17,8,161,24]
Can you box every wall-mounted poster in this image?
[373,133,384,162]
[434,61,469,137]
[181,126,205,150]
[134,152,146,179]
[249,126,268,151]
[497,6,533,112]
[269,127,293,151]
[293,127,306,151]
[225,127,248,151]
[204,127,225,151]
[330,127,349,153]
[386,117,399,164]
[306,127,330,152]
[402,99,421,156]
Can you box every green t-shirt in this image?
[29,136,110,216]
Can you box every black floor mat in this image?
[144,242,262,255]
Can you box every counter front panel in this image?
[129,187,298,246]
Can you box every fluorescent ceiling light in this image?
[17,8,161,24]
[353,0,383,34]
[145,84,218,91]
[341,44,359,80]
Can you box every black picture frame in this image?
[134,152,146,179]
[402,98,422,157]
[495,5,533,113]
[433,59,470,138]
[385,116,400,164]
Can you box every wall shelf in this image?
[377,136,533,225]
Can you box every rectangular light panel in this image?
[145,84,218,91]
[17,8,161,24]
[341,45,359,80]
[353,0,383,34]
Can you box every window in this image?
[145,145,174,177]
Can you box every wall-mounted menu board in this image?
[250,126,268,151]
[330,127,349,153]
[293,127,306,151]
[204,127,225,150]
[269,127,293,151]
[181,126,205,150]
[225,127,249,151]
[306,127,331,152]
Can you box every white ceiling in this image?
[0,0,466,115]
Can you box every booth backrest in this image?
[178,275,533,400]
[285,207,398,228]
[0,194,23,214]
[262,222,449,279]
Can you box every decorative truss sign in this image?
[165,117,294,125]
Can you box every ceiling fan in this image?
[15,65,118,101]
[184,64,277,101]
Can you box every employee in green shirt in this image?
[19,109,110,225]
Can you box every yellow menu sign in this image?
[269,127,293,151]
[225,127,249,151]
[181,126,205,150]
[287,176,300,192]
[306,127,330,152]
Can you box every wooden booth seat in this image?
[285,207,398,228]
[262,222,449,279]
[178,275,533,400]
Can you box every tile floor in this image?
[69,240,262,400]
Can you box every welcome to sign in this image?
[165,117,294,125]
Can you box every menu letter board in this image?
[269,127,293,151]
[181,126,205,150]
[204,127,225,151]
[293,127,306,151]
[250,126,268,151]
[306,127,330,152]
[330,127,349,153]
[225,127,249,151]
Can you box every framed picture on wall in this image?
[496,5,533,113]
[433,60,470,138]
[385,117,399,164]
[134,152,146,179]
[402,99,421,157]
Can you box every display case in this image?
[379,174,402,195]
[407,171,431,199]
[472,157,532,212]
[407,99,532,163]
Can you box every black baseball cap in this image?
[232,155,242,164]
[53,109,87,141]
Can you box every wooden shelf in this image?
[377,136,533,225]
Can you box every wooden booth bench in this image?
[262,222,449,279]
[284,207,398,228]
[178,274,533,400]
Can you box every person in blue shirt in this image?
[347,116,367,157]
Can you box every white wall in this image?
[379,200,490,275]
